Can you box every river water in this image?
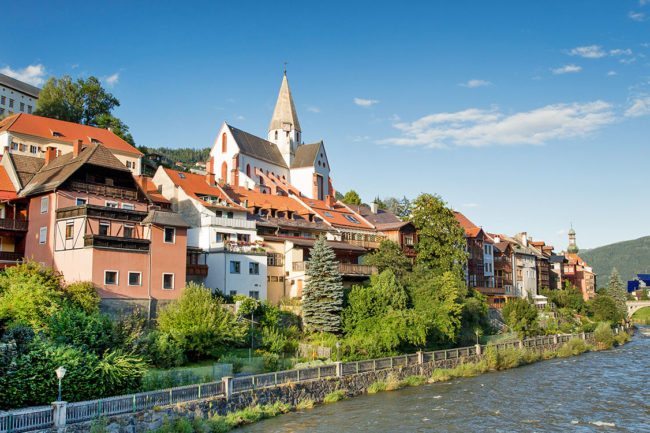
[241,331,650,432]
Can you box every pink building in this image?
[7,141,188,316]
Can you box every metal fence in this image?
[0,328,614,433]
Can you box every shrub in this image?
[46,306,116,355]
[142,330,186,368]
[384,373,402,391]
[296,398,314,410]
[496,348,522,370]
[63,281,100,313]
[400,375,426,387]
[367,380,387,394]
[614,332,630,346]
[557,338,589,357]
[594,322,615,349]
[323,389,346,403]
[501,298,539,338]
[484,344,498,370]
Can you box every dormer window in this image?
[50,130,63,137]
[89,137,102,144]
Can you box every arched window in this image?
[221,161,228,182]
[246,164,251,177]
[274,131,278,140]
[221,133,227,153]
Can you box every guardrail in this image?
[0,326,622,433]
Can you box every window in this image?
[104,271,118,285]
[123,224,134,238]
[29,145,37,154]
[0,96,4,105]
[164,227,175,243]
[121,203,135,210]
[230,261,241,274]
[20,102,25,112]
[76,197,87,206]
[8,99,13,108]
[226,211,234,219]
[222,132,227,152]
[274,131,278,140]
[344,214,360,224]
[128,272,142,286]
[40,196,49,213]
[162,273,174,290]
[215,232,224,243]
[10,141,17,150]
[99,221,110,236]
[404,234,414,246]
[249,291,260,300]
[249,262,260,275]
[65,222,74,240]
[0,108,3,115]
[39,227,47,244]
[229,290,237,297]
[267,253,283,267]
[105,201,118,208]
[27,105,32,114]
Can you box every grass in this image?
[295,398,315,410]
[323,389,346,403]
[367,374,427,394]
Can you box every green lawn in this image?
[631,306,650,322]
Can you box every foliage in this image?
[589,294,625,324]
[557,338,590,357]
[540,283,586,314]
[296,398,315,410]
[141,330,186,368]
[138,146,211,166]
[501,298,539,338]
[46,305,116,355]
[157,283,247,360]
[341,190,362,205]
[62,281,100,313]
[375,196,411,218]
[323,389,346,403]
[579,236,650,285]
[458,291,491,346]
[593,322,615,349]
[302,236,344,334]
[604,268,627,319]
[408,193,467,278]
[363,240,412,278]
[35,76,134,144]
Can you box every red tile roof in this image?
[299,197,375,230]
[453,211,485,238]
[0,113,142,156]
[135,175,170,204]
[225,185,311,215]
[0,164,17,200]
[162,168,244,210]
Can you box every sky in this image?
[2,0,649,249]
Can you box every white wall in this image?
[204,252,267,300]
[0,86,36,116]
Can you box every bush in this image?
[501,299,539,338]
[430,368,452,382]
[46,306,116,355]
[63,281,100,313]
[142,331,185,368]
[593,322,615,349]
[400,375,426,387]
[367,380,387,394]
[557,338,590,358]
[323,389,346,403]
[614,332,630,346]
[296,398,314,410]
[496,348,522,370]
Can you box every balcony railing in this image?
[0,251,23,262]
[292,261,377,276]
[186,263,208,277]
[476,286,507,296]
[69,181,139,200]
[344,239,383,249]
[201,215,256,230]
[57,204,148,222]
[84,235,150,252]
[0,218,28,231]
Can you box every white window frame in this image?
[164,226,176,244]
[39,227,47,244]
[99,221,110,236]
[40,196,49,214]
[249,262,260,275]
[230,260,241,274]
[128,271,142,286]
[162,273,175,290]
[65,221,74,240]
[105,201,118,208]
[249,290,260,300]
[104,270,119,285]
[123,223,135,238]
[121,203,135,210]
[76,197,88,206]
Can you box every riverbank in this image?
[139,326,632,433]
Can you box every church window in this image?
[246,164,251,177]
[221,133,227,153]
[275,131,278,140]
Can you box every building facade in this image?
[0,73,40,118]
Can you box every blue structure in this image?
[627,274,650,293]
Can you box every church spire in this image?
[567,224,579,254]
[268,72,301,133]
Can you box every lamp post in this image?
[335,341,341,361]
[55,366,66,402]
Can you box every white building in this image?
[0,73,39,117]
[152,166,267,300]
[483,241,494,288]
[209,73,332,201]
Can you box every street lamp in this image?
[55,366,66,402]
[335,341,341,361]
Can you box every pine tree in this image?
[302,236,344,334]
[605,268,627,318]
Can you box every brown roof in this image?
[19,144,130,197]
[291,142,322,168]
[347,204,405,227]
[7,153,45,187]
[135,175,171,204]
[142,210,189,228]
[227,125,287,168]
[261,235,366,252]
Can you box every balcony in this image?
[0,218,28,232]
[0,251,23,262]
[201,215,255,230]
[292,261,377,276]
[187,263,209,277]
[57,204,148,222]
[344,239,383,250]
[69,181,139,200]
[84,234,150,252]
[476,286,507,296]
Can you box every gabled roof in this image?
[299,197,375,230]
[19,144,130,197]
[6,153,45,187]
[162,167,244,211]
[227,125,287,168]
[142,210,189,228]
[0,164,17,200]
[224,185,310,215]
[134,175,170,205]
[0,113,142,156]
[0,73,40,98]
[268,73,301,132]
[347,204,410,231]
[453,211,485,239]
[291,142,322,168]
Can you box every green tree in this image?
[302,236,344,334]
[35,75,134,144]
[62,281,100,313]
[605,268,627,318]
[589,294,625,323]
[46,305,116,355]
[341,190,362,205]
[157,283,247,360]
[409,193,467,278]
[501,298,539,338]
[458,291,491,346]
[363,240,412,278]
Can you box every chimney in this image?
[73,139,83,157]
[3,145,8,155]
[370,202,378,214]
[205,156,215,185]
[326,195,336,207]
[44,146,57,165]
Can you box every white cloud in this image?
[629,11,646,21]
[379,101,616,149]
[625,96,650,117]
[568,45,606,58]
[105,72,119,86]
[0,64,47,86]
[307,106,321,113]
[354,97,379,107]
[552,64,582,74]
[351,135,370,142]
[459,79,492,88]
[620,57,637,64]
[607,70,617,76]
[609,48,633,56]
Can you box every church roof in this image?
[227,125,288,168]
[291,142,322,168]
[268,73,301,133]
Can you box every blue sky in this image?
[3,1,649,249]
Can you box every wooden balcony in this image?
[69,181,139,201]
[476,286,507,296]
[57,204,148,222]
[84,234,150,252]
[0,218,28,231]
[292,261,377,276]
[345,239,383,250]
[0,251,23,262]
[186,263,208,277]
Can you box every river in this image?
[240,331,650,432]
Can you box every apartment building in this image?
[0,73,40,118]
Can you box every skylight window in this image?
[344,214,360,224]
[324,211,334,218]
[178,173,186,179]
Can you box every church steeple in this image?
[268,72,301,167]
[567,225,579,254]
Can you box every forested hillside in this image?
[139,146,210,165]
[580,236,650,285]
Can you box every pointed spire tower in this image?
[567,224,579,254]
[268,71,301,167]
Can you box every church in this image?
[208,73,333,201]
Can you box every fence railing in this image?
[0,326,623,433]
